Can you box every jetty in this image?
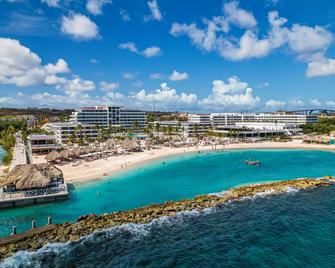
[0,164,68,209]
[0,177,332,260]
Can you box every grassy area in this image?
[302,118,335,134]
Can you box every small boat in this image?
[245,160,261,166]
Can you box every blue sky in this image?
[0,0,335,112]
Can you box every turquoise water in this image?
[2,186,335,267]
[1,149,335,237]
[0,146,5,164]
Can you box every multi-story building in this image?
[28,134,62,154]
[188,114,211,125]
[70,106,146,130]
[210,113,317,126]
[45,122,99,144]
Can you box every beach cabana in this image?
[45,151,61,162]
[0,164,64,192]
[60,150,72,159]
[121,139,141,152]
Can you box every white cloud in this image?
[61,13,99,40]
[145,0,163,22]
[133,83,197,107]
[0,37,70,87]
[86,0,112,15]
[0,97,14,105]
[132,80,144,88]
[287,24,332,56]
[150,73,164,79]
[100,81,119,91]
[201,76,260,109]
[41,0,60,7]
[90,58,99,64]
[170,3,333,76]
[142,46,161,57]
[119,42,138,53]
[309,99,321,107]
[223,1,257,29]
[306,58,335,77]
[169,70,189,81]
[5,75,266,111]
[288,99,305,107]
[256,82,270,88]
[325,100,335,107]
[265,99,285,108]
[44,59,70,74]
[56,77,95,98]
[119,42,162,57]
[120,9,130,21]
[122,71,137,80]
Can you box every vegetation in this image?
[302,118,335,134]
[0,124,18,165]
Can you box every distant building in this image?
[210,113,317,126]
[188,114,211,125]
[28,134,62,154]
[214,122,301,138]
[70,106,146,130]
[45,122,99,144]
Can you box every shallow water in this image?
[0,146,5,164]
[1,149,335,237]
[2,186,335,267]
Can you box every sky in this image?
[1,0,335,112]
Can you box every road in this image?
[9,133,27,172]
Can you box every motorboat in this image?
[245,160,261,166]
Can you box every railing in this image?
[0,184,68,201]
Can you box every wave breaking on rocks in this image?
[0,177,333,261]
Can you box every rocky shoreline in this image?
[0,177,333,260]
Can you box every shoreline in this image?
[0,177,332,260]
[55,141,335,184]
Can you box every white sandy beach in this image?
[40,141,335,184]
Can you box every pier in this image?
[0,184,68,209]
[0,163,68,209]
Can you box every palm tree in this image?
[132,121,140,133]
[75,124,84,145]
[155,122,160,133]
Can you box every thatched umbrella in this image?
[72,148,81,157]
[45,151,61,162]
[0,164,63,191]
[81,146,92,155]
[121,139,140,151]
[60,150,71,159]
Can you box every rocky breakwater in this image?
[0,177,333,260]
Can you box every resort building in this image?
[28,134,62,154]
[210,113,317,126]
[188,114,211,125]
[70,106,146,130]
[45,122,99,144]
[180,122,211,137]
[235,122,301,133]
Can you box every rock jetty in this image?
[0,177,333,260]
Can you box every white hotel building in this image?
[70,106,147,130]
[184,112,318,137]
[210,113,318,126]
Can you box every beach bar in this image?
[0,164,68,209]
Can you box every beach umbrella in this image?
[0,164,63,191]
[45,151,61,162]
[72,148,81,157]
[121,139,140,151]
[60,150,71,159]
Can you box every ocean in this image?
[2,185,335,267]
[1,149,335,238]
